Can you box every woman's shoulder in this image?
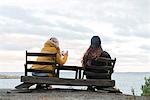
[41,46,59,53]
[101,51,111,58]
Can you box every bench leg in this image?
[79,70,82,79]
[75,70,78,79]
[56,69,60,78]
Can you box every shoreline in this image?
[0,89,150,100]
[0,75,20,79]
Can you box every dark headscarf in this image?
[82,36,103,67]
[91,36,101,49]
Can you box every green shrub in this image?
[141,77,150,96]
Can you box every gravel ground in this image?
[0,89,150,100]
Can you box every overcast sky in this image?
[0,0,149,72]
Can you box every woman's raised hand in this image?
[61,51,68,56]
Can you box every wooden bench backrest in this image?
[84,57,116,79]
[24,50,57,76]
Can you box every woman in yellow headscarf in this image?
[31,37,68,77]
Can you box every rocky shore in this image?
[0,89,150,100]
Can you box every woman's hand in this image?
[64,51,68,56]
[61,51,68,56]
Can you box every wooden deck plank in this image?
[15,83,35,89]
[21,76,115,87]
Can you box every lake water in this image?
[0,72,150,96]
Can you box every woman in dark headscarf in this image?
[82,36,111,90]
[82,36,103,67]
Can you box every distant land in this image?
[0,75,19,79]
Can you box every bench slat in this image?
[21,76,115,87]
[96,57,116,63]
[57,66,83,71]
[27,52,56,57]
[27,61,56,65]
[27,69,55,74]
[86,66,113,70]
[84,71,110,79]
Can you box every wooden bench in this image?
[23,50,81,78]
[83,57,116,80]
[24,50,57,77]
[15,51,117,92]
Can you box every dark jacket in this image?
[91,51,111,66]
[85,51,112,79]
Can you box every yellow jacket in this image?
[31,40,68,77]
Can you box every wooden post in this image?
[75,69,78,79]
[79,69,82,79]
[25,50,27,76]
[57,68,60,78]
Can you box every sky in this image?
[0,0,149,72]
